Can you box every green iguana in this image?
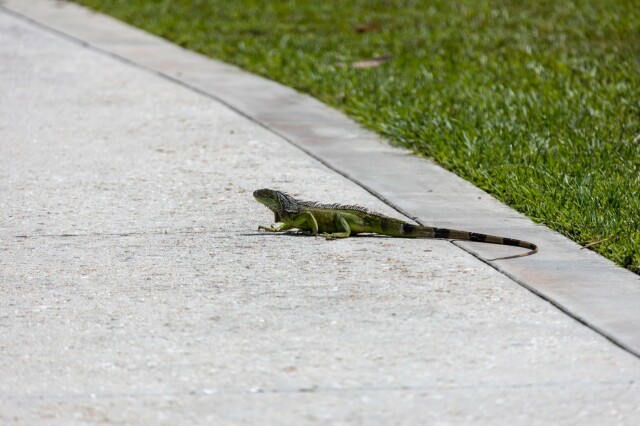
[253,188,538,260]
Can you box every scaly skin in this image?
[253,188,538,259]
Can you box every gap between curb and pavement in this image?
[4,0,639,358]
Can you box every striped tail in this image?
[398,222,538,260]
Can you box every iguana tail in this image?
[381,219,537,259]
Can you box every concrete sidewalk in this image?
[1,3,639,425]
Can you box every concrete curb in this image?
[4,0,639,357]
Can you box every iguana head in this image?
[253,188,300,220]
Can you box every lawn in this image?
[72,0,639,273]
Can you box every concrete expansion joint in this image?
[9,229,222,239]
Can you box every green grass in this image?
[73,0,640,273]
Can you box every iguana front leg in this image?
[258,223,295,233]
[294,211,319,236]
[258,211,319,235]
[323,214,351,240]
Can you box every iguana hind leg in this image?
[323,214,351,240]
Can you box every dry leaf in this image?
[351,54,392,69]
[355,22,381,33]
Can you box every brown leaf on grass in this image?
[351,54,392,69]
[355,21,382,33]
